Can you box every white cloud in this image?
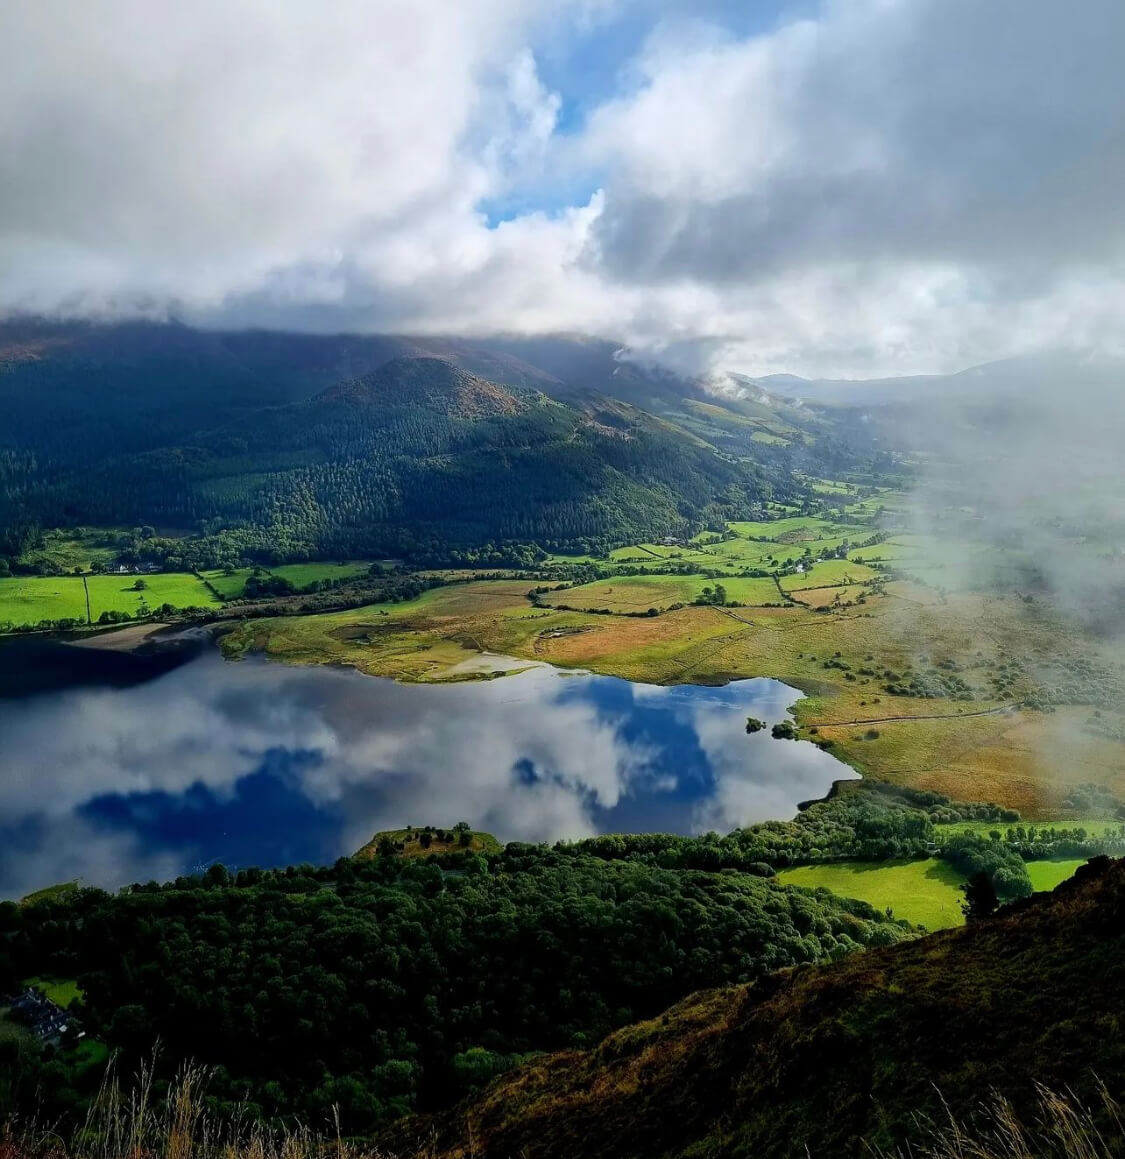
[3,0,1125,375]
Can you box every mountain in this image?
[316,357,527,418]
[0,320,888,564]
[384,856,1125,1159]
[749,350,1125,407]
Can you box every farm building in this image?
[6,987,81,1047]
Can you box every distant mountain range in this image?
[743,349,1125,406]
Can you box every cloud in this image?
[3,0,1125,375]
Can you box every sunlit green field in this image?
[0,576,89,625]
[0,571,218,627]
[780,558,880,590]
[201,568,256,598]
[268,561,371,588]
[778,859,967,930]
[546,573,784,612]
[85,574,218,616]
[778,857,1088,931]
[1026,860,1087,891]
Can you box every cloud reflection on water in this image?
[0,654,855,898]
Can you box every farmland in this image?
[541,573,784,612]
[777,859,967,930]
[268,561,373,588]
[221,496,1125,816]
[0,572,219,627]
[9,481,1124,821]
[0,577,90,626]
[0,560,375,626]
[84,574,218,616]
[778,856,1088,931]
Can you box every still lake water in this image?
[0,643,856,898]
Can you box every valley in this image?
[6,6,1125,1156]
[3,323,1125,1156]
[214,503,1125,818]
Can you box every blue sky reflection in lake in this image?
[0,653,854,897]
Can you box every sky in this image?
[3,0,1125,377]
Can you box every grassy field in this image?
[201,568,256,598]
[0,571,219,627]
[26,976,82,1008]
[1026,860,1087,891]
[779,558,880,590]
[0,576,89,625]
[799,583,871,609]
[269,561,371,588]
[85,573,218,616]
[778,857,1088,930]
[547,573,785,612]
[778,859,966,930]
[202,562,372,599]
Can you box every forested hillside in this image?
[0,321,889,566]
[386,855,1125,1159]
[0,847,908,1131]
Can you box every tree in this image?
[132,578,148,591]
[960,871,999,922]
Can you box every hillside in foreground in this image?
[383,856,1125,1159]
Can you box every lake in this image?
[0,643,856,898]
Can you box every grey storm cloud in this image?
[3,0,1125,375]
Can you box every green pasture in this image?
[608,543,719,565]
[778,857,1088,931]
[549,573,785,612]
[269,561,371,588]
[85,573,218,616]
[781,558,879,590]
[201,568,257,599]
[0,576,89,626]
[727,516,853,541]
[778,859,967,930]
[1026,860,1087,891]
[0,571,219,628]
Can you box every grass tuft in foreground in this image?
[5,1060,386,1159]
[886,1083,1125,1159]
